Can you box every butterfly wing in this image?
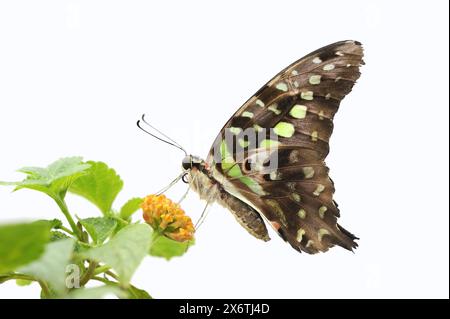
[206,40,363,253]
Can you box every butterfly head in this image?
[182,155,205,171]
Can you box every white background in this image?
[0,0,448,299]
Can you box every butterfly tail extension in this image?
[281,223,358,254]
[336,223,359,250]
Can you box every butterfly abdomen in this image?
[189,167,270,241]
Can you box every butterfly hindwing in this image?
[207,40,363,253]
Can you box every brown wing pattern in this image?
[207,40,363,253]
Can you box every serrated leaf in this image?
[82,224,151,285]
[50,231,70,242]
[66,285,127,299]
[78,217,117,244]
[149,234,194,260]
[119,197,143,220]
[39,218,63,229]
[19,239,75,295]
[1,157,90,200]
[0,221,52,273]
[69,161,123,215]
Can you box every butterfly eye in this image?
[182,155,192,170]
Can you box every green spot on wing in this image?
[289,105,307,119]
[239,176,265,195]
[275,82,288,92]
[227,164,242,178]
[242,111,254,118]
[301,91,314,100]
[221,159,234,172]
[220,139,242,177]
[260,139,280,148]
[273,122,295,138]
[238,139,250,148]
[229,127,242,135]
[220,140,232,159]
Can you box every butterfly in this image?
[141,40,364,254]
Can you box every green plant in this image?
[0,157,194,299]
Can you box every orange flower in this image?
[141,194,194,242]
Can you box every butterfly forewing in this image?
[207,40,363,253]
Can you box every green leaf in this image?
[50,231,70,242]
[0,221,52,273]
[16,278,33,286]
[12,157,91,200]
[19,239,75,295]
[38,218,63,229]
[149,234,194,260]
[82,224,151,285]
[78,217,117,244]
[66,285,127,299]
[69,161,123,215]
[119,197,143,220]
[127,284,152,299]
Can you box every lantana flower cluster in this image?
[141,194,194,242]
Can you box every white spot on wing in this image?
[255,99,265,107]
[270,171,282,180]
[301,91,314,100]
[268,104,281,115]
[318,228,330,242]
[275,82,288,92]
[296,228,306,242]
[318,206,327,219]
[313,184,325,196]
[297,209,306,219]
[302,167,315,179]
[242,111,254,118]
[309,75,321,85]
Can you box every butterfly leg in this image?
[194,201,212,231]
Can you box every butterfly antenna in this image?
[137,114,188,156]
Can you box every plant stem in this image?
[54,197,82,239]
[91,276,117,286]
[80,261,98,286]
[93,265,111,276]
[0,273,35,284]
[1,273,51,298]
[58,225,74,236]
[105,270,119,281]
[38,280,51,298]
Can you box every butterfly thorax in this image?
[182,155,215,200]
[183,155,270,241]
